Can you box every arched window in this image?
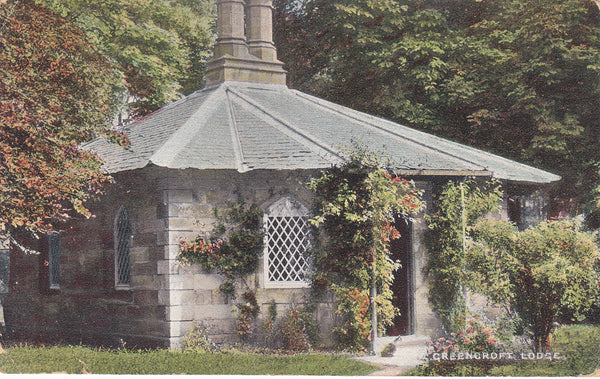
[114,206,132,288]
[47,232,61,289]
[264,197,311,288]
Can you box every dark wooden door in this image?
[386,217,413,336]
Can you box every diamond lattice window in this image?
[264,198,311,287]
[115,207,132,288]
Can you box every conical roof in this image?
[84,81,559,184]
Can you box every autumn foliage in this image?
[0,0,119,235]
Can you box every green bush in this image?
[425,179,503,333]
[280,307,319,351]
[468,219,600,351]
[549,325,600,375]
[181,323,212,353]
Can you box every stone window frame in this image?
[263,197,312,288]
[114,206,132,290]
[47,232,61,290]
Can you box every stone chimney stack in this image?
[246,0,277,61]
[213,0,249,58]
[206,0,286,86]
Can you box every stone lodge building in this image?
[4,0,559,348]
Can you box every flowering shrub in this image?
[281,307,314,351]
[426,335,459,359]
[179,238,224,268]
[424,328,500,375]
[179,231,262,286]
[456,313,501,353]
[427,313,502,359]
[179,203,263,341]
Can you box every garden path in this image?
[354,335,429,376]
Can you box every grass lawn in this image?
[0,345,379,375]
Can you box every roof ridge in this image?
[225,89,248,172]
[290,90,491,172]
[226,87,344,166]
[149,86,227,167]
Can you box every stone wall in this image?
[4,167,442,348]
[4,168,170,347]
[159,170,442,348]
[411,181,443,337]
[157,168,337,348]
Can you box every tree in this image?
[40,0,215,116]
[468,219,600,351]
[0,0,120,241]
[274,0,600,226]
[437,0,600,207]
[274,0,453,127]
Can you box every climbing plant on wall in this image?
[424,179,503,333]
[179,201,263,297]
[307,148,423,351]
[179,201,263,339]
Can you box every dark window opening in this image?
[48,232,60,289]
[115,207,132,287]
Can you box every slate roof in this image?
[83,82,560,184]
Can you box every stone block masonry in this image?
[160,168,328,348]
[4,169,171,348]
[5,166,329,348]
[4,166,443,349]
[410,181,442,336]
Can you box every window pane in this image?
[266,215,311,283]
[48,233,60,288]
[116,208,131,286]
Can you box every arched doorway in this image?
[386,217,413,336]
